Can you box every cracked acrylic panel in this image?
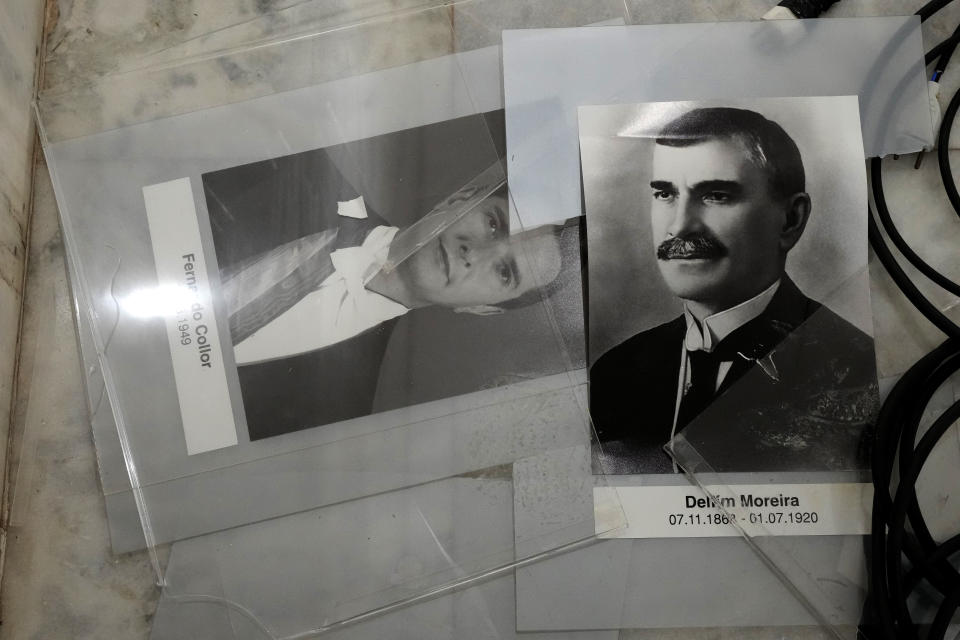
[38,8,630,631]
[514,94,880,636]
[501,17,927,636]
[503,17,931,231]
[148,476,624,640]
[579,96,878,634]
[40,0,630,556]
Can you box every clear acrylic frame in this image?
[37,2,631,635]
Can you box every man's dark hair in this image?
[498,216,581,311]
[655,107,806,200]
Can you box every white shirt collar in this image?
[683,280,781,353]
[233,224,406,365]
[330,224,401,290]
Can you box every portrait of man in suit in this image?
[585,104,878,474]
[203,111,584,441]
[222,180,565,365]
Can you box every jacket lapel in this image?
[715,276,819,396]
[227,214,385,345]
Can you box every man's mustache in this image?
[656,234,728,260]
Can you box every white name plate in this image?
[596,483,872,539]
[143,178,237,455]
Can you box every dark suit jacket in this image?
[589,277,878,474]
[233,212,400,440]
[238,317,399,441]
[205,156,400,441]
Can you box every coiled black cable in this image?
[864,3,960,636]
[870,160,960,299]
[939,85,960,220]
[919,0,960,24]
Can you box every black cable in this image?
[870,159,960,297]
[864,20,960,636]
[926,20,960,68]
[867,214,960,340]
[934,25,960,80]
[893,349,960,585]
[939,86,960,221]
[886,398,960,636]
[929,587,960,639]
[867,340,959,639]
[867,339,960,639]
[927,36,958,66]
[776,0,840,18]
[897,356,960,563]
[905,531,960,591]
[918,0,958,22]
[922,3,960,77]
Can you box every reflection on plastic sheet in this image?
[504,17,931,230]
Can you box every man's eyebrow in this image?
[691,180,743,193]
[649,180,676,192]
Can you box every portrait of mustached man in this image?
[589,107,878,474]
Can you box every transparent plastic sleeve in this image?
[664,99,960,640]
[503,17,931,231]
[634,96,877,637]
[37,2,630,634]
[518,94,880,633]
[507,18,933,634]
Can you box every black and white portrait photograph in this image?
[580,97,879,475]
[202,111,584,441]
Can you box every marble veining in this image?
[39,0,461,141]
[0,0,45,589]
[6,0,960,638]
[1,156,161,639]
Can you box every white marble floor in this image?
[3,0,960,638]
